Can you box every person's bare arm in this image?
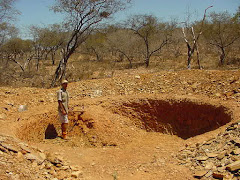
[58,100,67,115]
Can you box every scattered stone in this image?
[0,113,6,120]
[39,152,46,160]
[232,149,240,155]
[32,161,38,168]
[19,144,32,153]
[0,145,7,152]
[18,105,28,112]
[70,165,81,171]
[60,165,69,170]
[56,170,68,179]
[42,172,48,175]
[0,136,7,142]
[46,153,58,164]
[55,163,62,167]
[17,152,24,159]
[196,156,208,161]
[232,139,240,147]
[225,91,234,97]
[71,171,82,178]
[212,172,224,179]
[39,163,46,170]
[226,160,240,171]
[45,163,52,169]
[205,170,213,177]
[206,153,218,158]
[49,169,57,176]
[24,153,43,164]
[56,155,64,162]
[217,152,226,160]
[1,143,19,153]
[217,167,225,173]
[193,170,208,178]
[177,122,240,179]
[91,162,96,166]
[205,162,214,170]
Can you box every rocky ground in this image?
[0,69,239,180]
[177,121,240,179]
[0,134,83,180]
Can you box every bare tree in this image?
[182,6,212,69]
[0,0,19,47]
[51,0,131,86]
[29,24,67,69]
[84,30,107,62]
[107,28,140,68]
[0,0,19,23]
[126,14,174,67]
[0,38,32,71]
[0,23,18,49]
[203,11,240,65]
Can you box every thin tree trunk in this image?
[51,48,73,87]
[117,50,133,68]
[145,42,150,67]
[187,44,192,69]
[36,58,40,71]
[51,51,55,65]
[11,58,25,72]
[91,46,102,61]
[51,58,64,87]
[145,56,150,67]
[5,55,9,68]
[196,45,202,69]
[219,47,225,65]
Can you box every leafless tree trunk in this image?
[10,57,25,72]
[51,51,56,65]
[51,0,131,87]
[91,46,102,61]
[182,6,213,69]
[117,49,133,68]
[210,37,239,65]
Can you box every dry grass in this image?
[0,50,239,88]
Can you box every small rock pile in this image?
[0,135,83,180]
[177,121,240,179]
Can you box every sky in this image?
[14,0,240,39]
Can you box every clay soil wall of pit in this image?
[109,98,232,139]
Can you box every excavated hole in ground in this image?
[113,99,232,139]
[16,98,232,145]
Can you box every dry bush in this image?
[0,46,239,88]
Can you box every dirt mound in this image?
[16,110,99,147]
[15,105,132,147]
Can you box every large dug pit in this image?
[111,98,232,139]
[16,97,233,145]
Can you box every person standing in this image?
[57,80,69,139]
